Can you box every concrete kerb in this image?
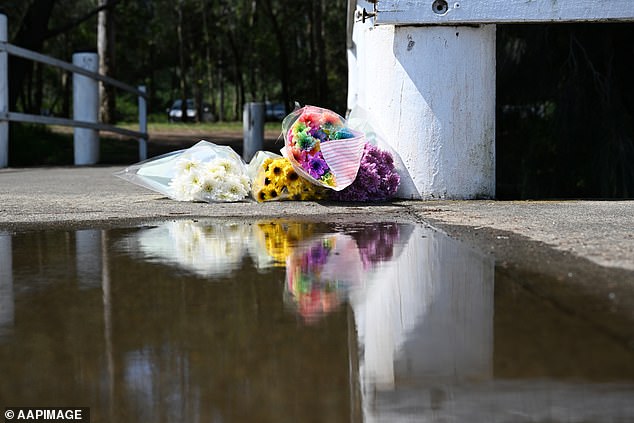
[1,166,633,276]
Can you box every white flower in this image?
[168,154,249,202]
[215,158,238,175]
[176,158,202,174]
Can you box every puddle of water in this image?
[0,220,632,422]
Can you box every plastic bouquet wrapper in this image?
[248,151,326,202]
[114,140,250,203]
[281,105,366,191]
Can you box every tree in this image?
[98,0,116,123]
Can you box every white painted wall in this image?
[348,5,496,199]
[376,0,634,25]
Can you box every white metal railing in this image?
[0,13,148,167]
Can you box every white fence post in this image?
[242,102,264,162]
[138,85,147,161]
[73,51,100,165]
[0,13,9,168]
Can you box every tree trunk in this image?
[200,0,216,117]
[226,30,245,120]
[218,56,225,121]
[8,0,57,111]
[177,0,189,122]
[314,0,327,105]
[35,61,44,114]
[98,0,117,123]
[261,0,291,113]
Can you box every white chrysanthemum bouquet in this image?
[115,140,250,203]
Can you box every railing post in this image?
[0,13,9,168]
[138,85,147,161]
[242,102,264,162]
[72,51,99,165]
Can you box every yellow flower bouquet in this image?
[248,151,326,202]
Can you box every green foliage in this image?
[8,124,73,166]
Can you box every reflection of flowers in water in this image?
[254,221,317,267]
[285,238,344,323]
[132,220,252,278]
[348,223,401,270]
[284,235,363,323]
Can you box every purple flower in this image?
[310,128,328,143]
[306,152,329,179]
[331,143,400,202]
[308,243,330,267]
[352,223,400,269]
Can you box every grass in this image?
[118,120,283,134]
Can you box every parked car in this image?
[167,99,213,122]
[265,102,287,121]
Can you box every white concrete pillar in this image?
[0,13,9,168]
[349,12,496,199]
[73,52,100,165]
[242,102,264,162]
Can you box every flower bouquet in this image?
[330,143,400,202]
[281,105,367,191]
[114,140,250,203]
[248,151,326,202]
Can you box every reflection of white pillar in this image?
[351,225,494,416]
[0,232,14,339]
[76,229,102,289]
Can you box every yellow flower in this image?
[253,157,326,202]
[255,221,316,265]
